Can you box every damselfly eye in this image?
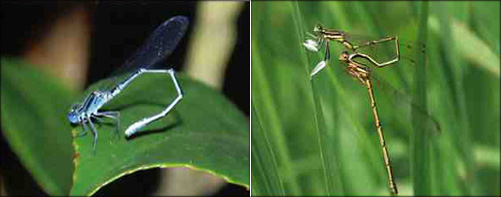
[339,52,349,61]
[67,111,80,124]
[313,24,323,32]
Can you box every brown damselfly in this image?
[303,25,439,195]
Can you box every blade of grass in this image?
[411,1,435,195]
[251,104,284,195]
[434,1,475,195]
[291,1,332,195]
[251,8,301,193]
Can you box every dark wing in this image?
[121,16,189,70]
[95,16,189,92]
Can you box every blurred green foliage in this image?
[251,1,499,196]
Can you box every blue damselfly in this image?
[67,16,189,153]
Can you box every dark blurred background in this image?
[1,1,249,196]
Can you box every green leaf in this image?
[1,57,75,195]
[70,68,249,195]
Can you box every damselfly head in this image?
[313,24,324,33]
[339,51,349,61]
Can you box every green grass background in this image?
[251,1,500,196]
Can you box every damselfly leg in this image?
[122,68,183,137]
[95,111,120,139]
